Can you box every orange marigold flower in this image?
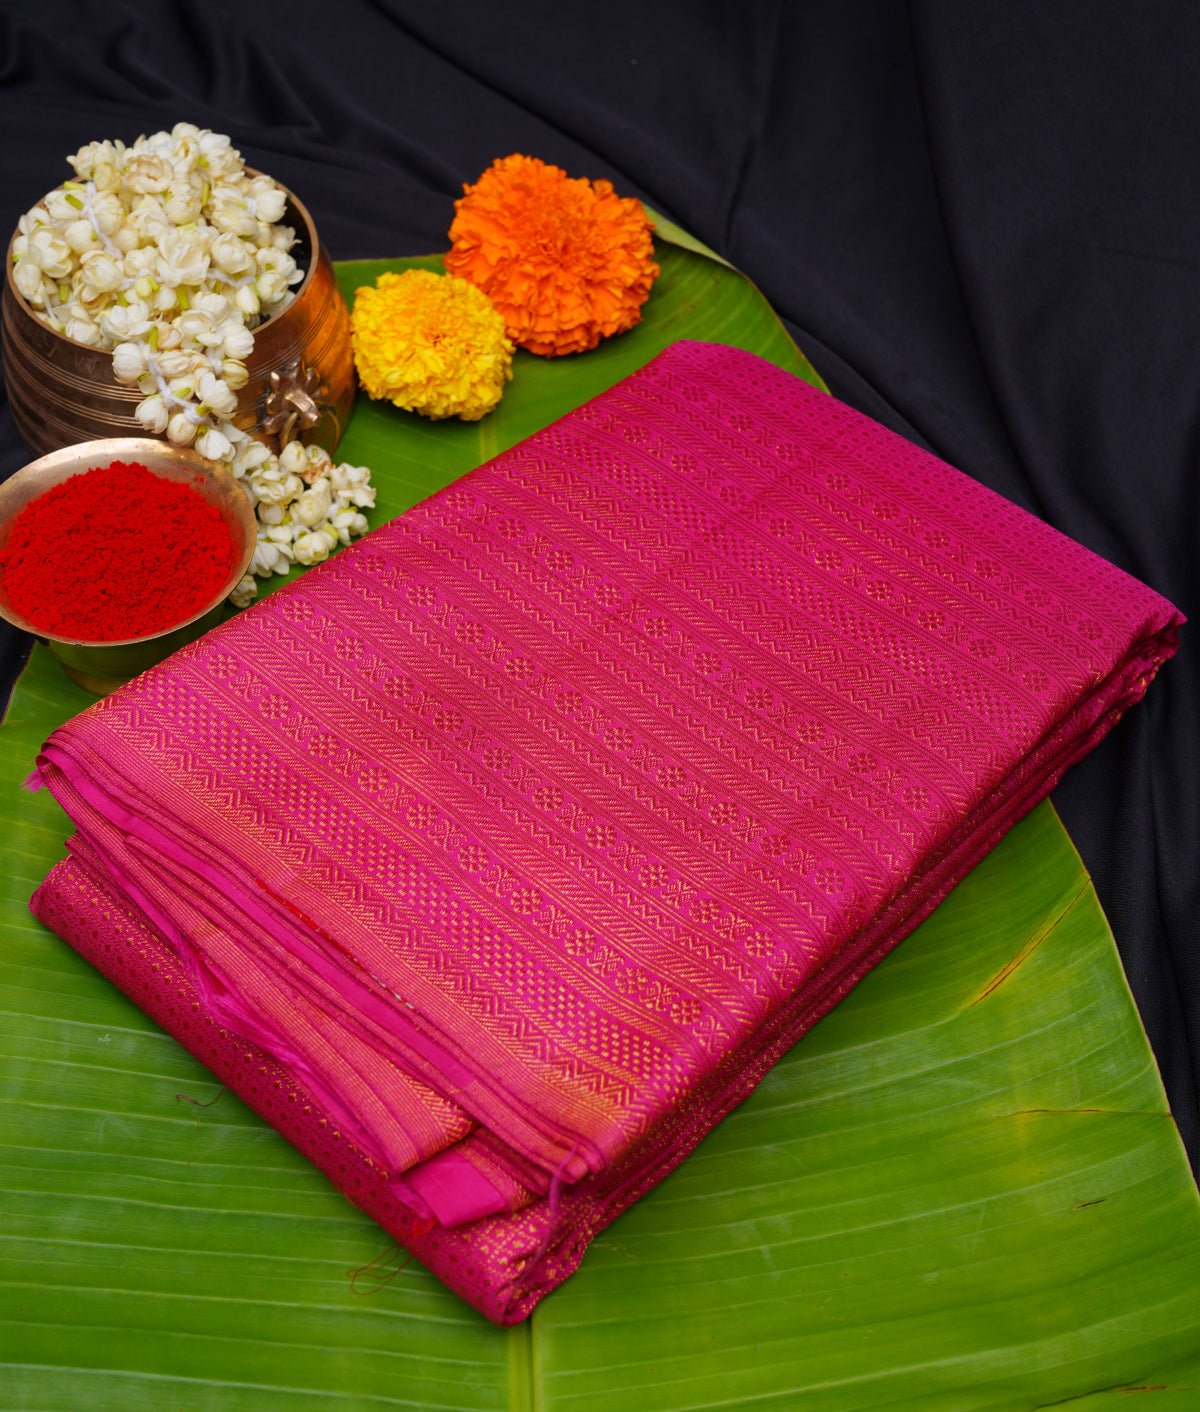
[444,154,660,358]
[350,268,513,421]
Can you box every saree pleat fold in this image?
[29,342,1182,1323]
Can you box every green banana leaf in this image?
[3,241,1199,1410]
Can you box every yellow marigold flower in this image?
[350,268,513,421]
[444,154,660,358]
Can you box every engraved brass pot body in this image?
[2,183,354,458]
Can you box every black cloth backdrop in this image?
[1,0,1196,1174]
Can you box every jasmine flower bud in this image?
[305,445,333,476]
[247,179,288,225]
[44,189,82,222]
[135,394,169,434]
[293,529,334,566]
[331,508,368,544]
[195,426,233,461]
[234,283,260,319]
[112,341,148,382]
[229,574,257,608]
[99,303,152,343]
[194,290,231,321]
[128,203,172,247]
[273,443,303,482]
[329,463,377,509]
[210,184,260,238]
[295,477,333,527]
[250,540,282,576]
[92,162,122,196]
[163,187,203,225]
[211,231,254,277]
[64,218,99,254]
[256,246,297,278]
[278,441,309,477]
[91,193,125,235]
[68,139,126,182]
[250,535,294,575]
[220,323,254,360]
[249,473,291,505]
[232,440,274,477]
[79,251,124,295]
[112,222,140,253]
[155,349,195,378]
[195,369,237,417]
[29,228,73,279]
[221,358,249,390]
[157,231,209,287]
[167,410,198,445]
[175,308,223,347]
[64,314,102,345]
[123,246,157,277]
[13,259,47,306]
[124,153,171,194]
[255,270,290,306]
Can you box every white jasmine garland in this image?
[16,122,378,605]
[225,443,377,606]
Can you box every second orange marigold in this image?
[444,154,660,358]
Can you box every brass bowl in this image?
[2,180,354,458]
[0,438,257,696]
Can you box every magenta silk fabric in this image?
[30,342,1182,1323]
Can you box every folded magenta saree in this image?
[29,341,1182,1323]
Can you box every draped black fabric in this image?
[2,0,1195,1172]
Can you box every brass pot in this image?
[2,182,354,458]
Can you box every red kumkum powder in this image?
[0,459,238,641]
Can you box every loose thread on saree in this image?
[527,1142,582,1268]
[253,875,351,955]
[253,874,420,1009]
[175,1086,226,1108]
[546,1141,579,1220]
[348,1243,415,1295]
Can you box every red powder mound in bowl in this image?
[0,459,238,641]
